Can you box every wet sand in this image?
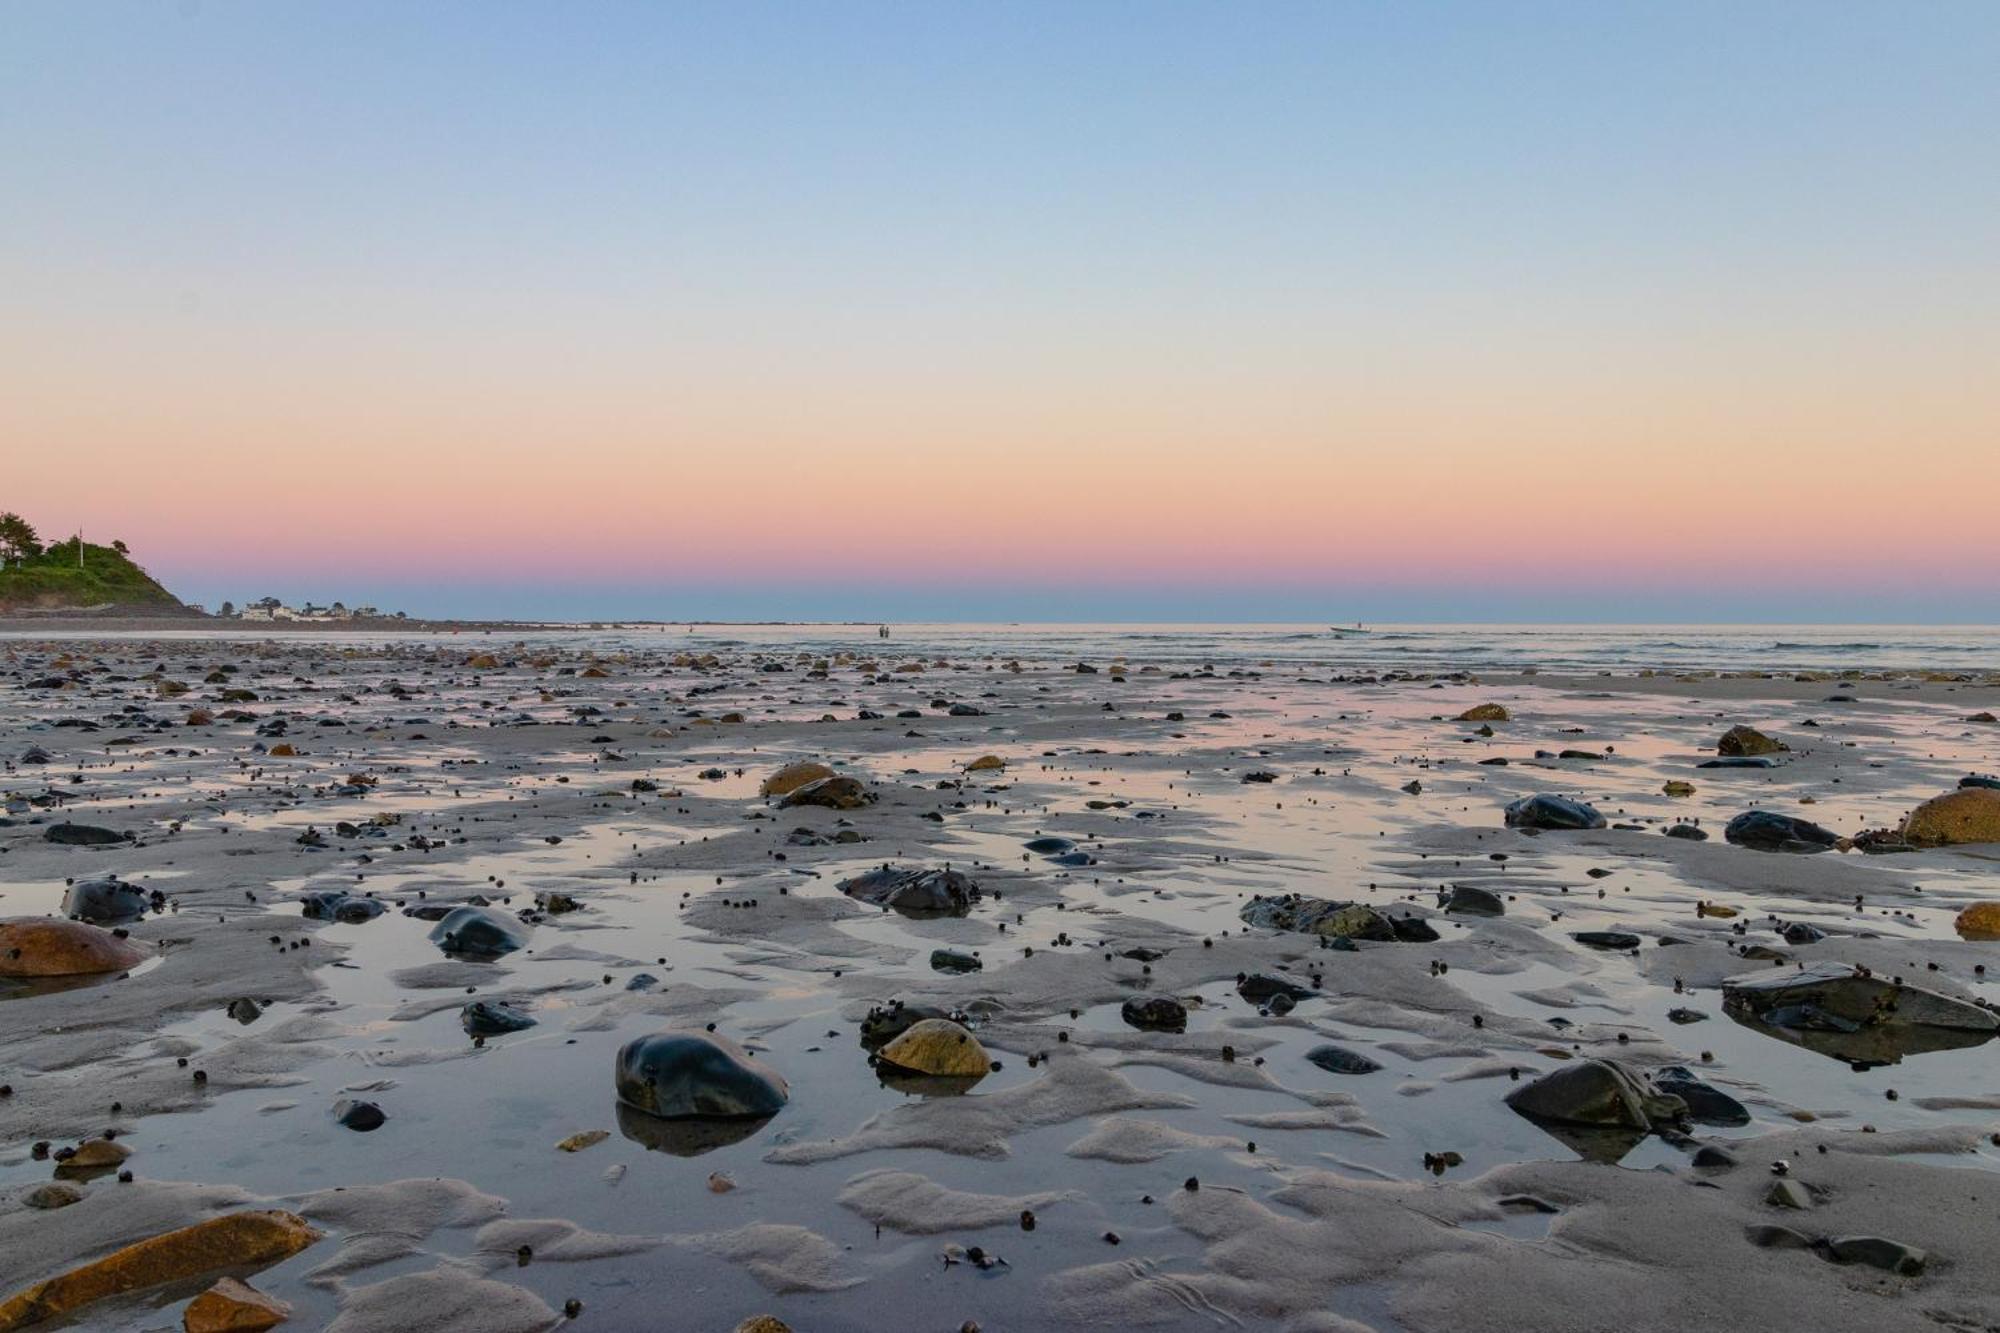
[2,637,1998,1331]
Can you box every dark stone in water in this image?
[1572,931,1642,950]
[61,877,150,924]
[838,866,979,916]
[1667,1008,1708,1024]
[614,1030,788,1119]
[1389,915,1440,943]
[1237,973,1312,1004]
[1024,837,1075,855]
[1046,850,1094,867]
[1960,774,2000,791]
[1723,811,1840,853]
[1651,1065,1750,1126]
[1698,756,1779,770]
[1780,922,1826,945]
[335,1099,386,1132]
[624,972,660,992]
[859,1001,955,1050]
[1305,1044,1381,1075]
[303,892,384,923]
[930,948,983,974]
[461,1000,537,1036]
[44,823,130,846]
[1664,823,1709,841]
[1503,795,1606,831]
[1120,996,1187,1032]
[428,905,529,958]
[1442,885,1504,916]
[226,998,263,1025]
[1723,961,1999,1065]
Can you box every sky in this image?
[4,2,1997,622]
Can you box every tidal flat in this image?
[2,634,1998,1331]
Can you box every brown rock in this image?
[964,754,1007,772]
[0,1210,319,1331]
[1902,788,2000,847]
[183,1277,290,1332]
[1717,725,1786,757]
[1456,703,1509,722]
[1955,902,2000,941]
[876,1018,991,1078]
[759,761,835,798]
[733,1319,791,1333]
[0,918,149,978]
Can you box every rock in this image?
[1651,1066,1750,1125]
[334,1099,386,1132]
[1699,756,1778,769]
[1120,996,1187,1032]
[1239,895,1405,941]
[1305,1044,1382,1075]
[964,755,1006,772]
[759,761,835,798]
[1692,1144,1737,1169]
[1765,1179,1813,1210]
[1954,903,2000,941]
[1823,1235,1925,1276]
[1717,725,1787,757]
[61,877,151,923]
[875,1018,991,1078]
[43,822,130,846]
[1238,972,1313,1003]
[1969,711,1998,724]
[1667,1007,1707,1024]
[1571,931,1641,950]
[555,1130,609,1152]
[1664,822,1709,841]
[1962,774,2000,791]
[838,866,979,916]
[1780,922,1826,945]
[183,1277,290,1332]
[614,1031,789,1119]
[1723,811,1840,853]
[24,1183,83,1210]
[1503,794,1606,831]
[1443,885,1504,916]
[733,1320,791,1333]
[1723,961,1999,1063]
[427,906,528,958]
[779,776,875,810]
[0,918,148,977]
[1457,703,1509,722]
[462,1000,537,1036]
[930,948,983,974]
[1662,780,1696,797]
[0,1211,320,1331]
[1900,787,2000,847]
[301,892,383,923]
[1745,1223,1814,1250]
[859,1001,956,1049]
[1504,1058,1686,1129]
[1023,836,1074,855]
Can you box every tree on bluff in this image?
[0,512,43,565]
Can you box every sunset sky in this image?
[6,3,1997,621]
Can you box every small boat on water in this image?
[1328,624,1371,638]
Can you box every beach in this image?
[2,629,1998,1331]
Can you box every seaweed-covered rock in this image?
[1717,725,1787,757]
[1723,811,1841,854]
[838,865,979,916]
[1503,794,1606,831]
[0,918,148,977]
[1457,703,1509,722]
[760,761,835,798]
[1900,787,2000,847]
[779,776,875,810]
[614,1031,789,1119]
[1240,895,1395,941]
[427,905,529,958]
